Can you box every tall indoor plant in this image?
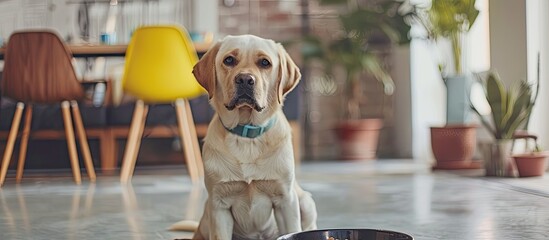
[413,0,480,169]
[300,0,414,159]
[416,0,480,122]
[471,71,535,177]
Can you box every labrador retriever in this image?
[191,35,317,240]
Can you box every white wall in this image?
[527,0,549,150]
[411,38,446,163]
[193,0,218,37]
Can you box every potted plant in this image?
[415,0,480,122]
[430,124,478,169]
[412,0,480,169]
[511,55,546,177]
[298,0,414,159]
[512,133,548,177]
[471,71,535,177]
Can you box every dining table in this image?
[0,41,212,60]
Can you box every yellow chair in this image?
[120,25,205,184]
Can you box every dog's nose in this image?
[235,74,255,86]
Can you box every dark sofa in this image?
[0,82,301,172]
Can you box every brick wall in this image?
[218,0,302,41]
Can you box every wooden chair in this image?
[0,31,96,186]
[119,25,205,184]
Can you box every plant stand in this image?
[430,124,480,169]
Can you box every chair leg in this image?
[183,98,204,178]
[70,101,96,182]
[120,100,148,184]
[129,105,148,179]
[100,129,116,174]
[175,98,200,184]
[61,101,82,185]
[0,103,25,187]
[16,105,33,183]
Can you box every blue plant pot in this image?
[445,74,473,124]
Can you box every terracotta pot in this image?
[513,152,548,177]
[430,125,478,169]
[334,119,383,160]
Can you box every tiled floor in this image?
[1,160,549,240]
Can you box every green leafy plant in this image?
[414,0,479,75]
[513,53,541,151]
[298,0,415,119]
[471,71,536,140]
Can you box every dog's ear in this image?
[276,43,301,104]
[193,42,221,99]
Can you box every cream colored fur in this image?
[182,35,318,240]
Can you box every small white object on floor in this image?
[168,220,199,232]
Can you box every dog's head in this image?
[193,35,300,126]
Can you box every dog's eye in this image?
[223,56,236,66]
[259,59,271,68]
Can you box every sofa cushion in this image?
[0,83,300,131]
[107,95,215,126]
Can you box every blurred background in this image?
[0,0,547,169]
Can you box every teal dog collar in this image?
[225,118,276,138]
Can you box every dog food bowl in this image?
[277,228,413,240]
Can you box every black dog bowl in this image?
[278,228,413,240]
